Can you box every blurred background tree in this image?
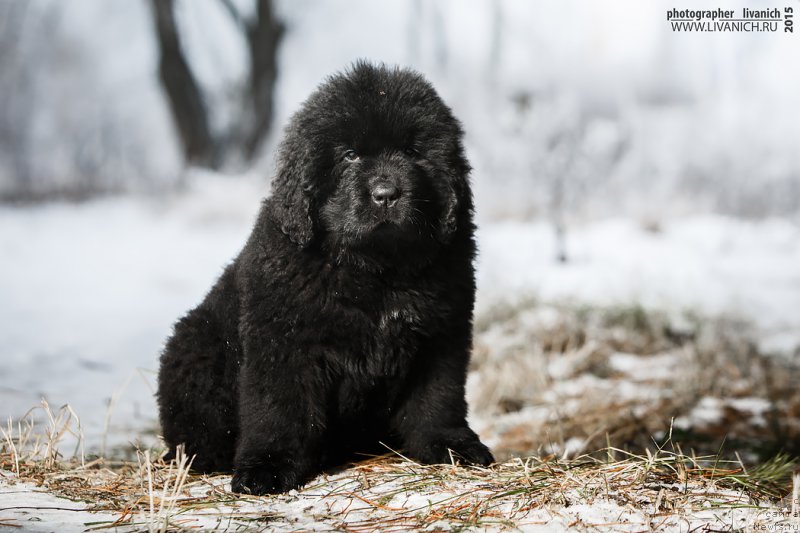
[0,0,797,222]
[150,0,283,170]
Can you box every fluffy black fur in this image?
[157,62,493,495]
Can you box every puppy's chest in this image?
[326,287,440,375]
[364,294,427,350]
[359,302,421,377]
[377,298,423,334]
[325,278,439,336]
[372,285,446,337]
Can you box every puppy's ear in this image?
[439,147,472,244]
[269,132,317,248]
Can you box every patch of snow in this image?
[727,397,771,416]
[475,217,800,353]
[609,352,680,382]
[675,396,775,433]
[1,467,789,532]
[675,397,724,430]
[0,477,121,532]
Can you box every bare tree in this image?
[0,3,39,195]
[149,0,283,170]
[150,0,215,168]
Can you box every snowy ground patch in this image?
[1,444,798,532]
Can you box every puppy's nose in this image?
[371,184,401,207]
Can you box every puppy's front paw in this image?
[449,437,494,466]
[231,463,304,495]
[409,427,494,466]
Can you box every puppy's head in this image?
[269,62,471,258]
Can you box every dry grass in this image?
[1,399,84,473]
[471,301,800,462]
[1,401,799,531]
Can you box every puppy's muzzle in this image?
[371,182,401,208]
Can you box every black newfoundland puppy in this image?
[158,62,493,495]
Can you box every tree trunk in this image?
[149,0,217,168]
[243,0,284,159]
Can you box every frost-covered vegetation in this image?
[1,1,798,220]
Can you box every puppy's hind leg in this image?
[158,307,240,473]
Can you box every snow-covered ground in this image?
[0,481,122,532]
[476,216,800,355]
[0,464,800,533]
[1,173,798,453]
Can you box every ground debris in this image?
[1,444,798,532]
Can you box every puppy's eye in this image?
[343,149,360,162]
[404,147,420,157]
